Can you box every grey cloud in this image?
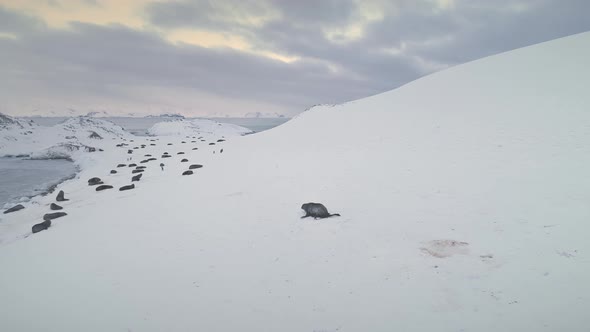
[0,5,45,34]
[2,1,590,116]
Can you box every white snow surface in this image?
[0,32,590,331]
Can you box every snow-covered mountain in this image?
[0,32,589,332]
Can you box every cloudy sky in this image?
[0,0,589,117]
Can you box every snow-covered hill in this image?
[0,32,589,332]
[147,118,253,136]
[0,114,131,159]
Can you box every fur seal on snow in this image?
[4,204,25,214]
[181,159,188,162]
[131,169,144,174]
[50,203,63,210]
[56,190,69,202]
[32,220,51,233]
[177,152,185,155]
[96,185,114,191]
[119,184,135,191]
[88,177,103,186]
[189,164,202,170]
[301,203,340,219]
[128,163,137,167]
[43,212,67,221]
[110,170,117,174]
[182,170,193,176]
[117,164,126,167]
[132,173,143,182]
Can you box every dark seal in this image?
[50,203,63,211]
[301,203,340,219]
[96,185,114,191]
[56,190,69,202]
[119,184,135,191]
[43,212,67,221]
[32,220,51,234]
[182,170,193,176]
[4,204,25,214]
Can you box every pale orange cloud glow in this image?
[0,0,298,62]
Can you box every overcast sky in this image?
[1,0,589,117]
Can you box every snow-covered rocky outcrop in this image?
[147,118,252,137]
[0,115,131,159]
[0,32,589,332]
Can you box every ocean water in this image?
[1,117,289,208]
[0,157,77,208]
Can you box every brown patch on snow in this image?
[421,240,469,258]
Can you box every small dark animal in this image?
[128,163,137,167]
[136,166,146,169]
[4,204,24,214]
[167,143,173,145]
[132,173,143,182]
[117,164,126,167]
[32,220,51,233]
[181,159,188,162]
[177,152,185,155]
[140,160,149,163]
[192,148,198,150]
[56,190,69,202]
[189,164,203,169]
[163,152,169,155]
[88,177,103,186]
[217,139,225,142]
[145,154,152,157]
[43,212,67,221]
[162,155,171,158]
[132,169,144,174]
[128,150,133,154]
[182,170,193,176]
[96,185,114,191]
[209,143,215,145]
[160,163,165,170]
[119,184,135,191]
[301,203,340,219]
[50,203,63,210]
[220,149,223,153]
[148,158,157,161]
[110,170,117,174]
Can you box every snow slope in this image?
[0,32,589,332]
